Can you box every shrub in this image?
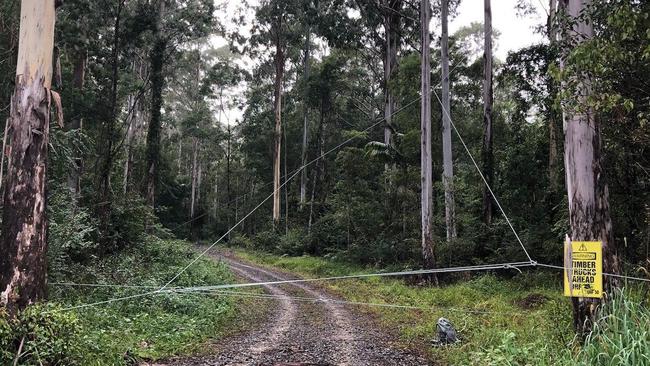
[277,228,308,256]
[307,214,347,255]
[0,304,82,365]
[48,185,98,266]
[228,234,254,249]
[104,195,157,252]
[253,230,281,251]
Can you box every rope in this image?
[54,290,163,312]
[161,261,535,293]
[534,262,650,283]
[52,262,532,290]
[52,261,650,294]
[430,87,534,263]
[177,288,530,316]
[52,261,533,312]
[50,282,169,289]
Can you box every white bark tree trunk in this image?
[420,0,436,274]
[272,24,284,227]
[0,0,56,316]
[561,0,619,333]
[441,0,457,241]
[300,30,310,206]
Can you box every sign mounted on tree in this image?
[563,239,603,298]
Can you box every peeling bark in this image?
[0,0,56,317]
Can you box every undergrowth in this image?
[1,238,236,365]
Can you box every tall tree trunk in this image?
[284,126,289,234]
[122,101,136,194]
[382,1,401,152]
[308,102,325,232]
[0,0,56,317]
[213,176,218,220]
[97,0,124,229]
[440,0,457,240]
[481,0,494,225]
[547,0,561,191]
[226,122,231,208]
[145,2,166,208]
[197,163,202,204]
[123,61,139,195]
[300,30,310,206]
[420,0,436,276]
[190,137,199,221]
[68,51,86,203]
[272,23,284,228]
[561,0,619,334]
[177,137,182,175]
[145,37,166,208]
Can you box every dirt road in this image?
[162,250,431,366]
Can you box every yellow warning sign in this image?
[564,241,603,298]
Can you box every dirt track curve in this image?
[156,249,431,366]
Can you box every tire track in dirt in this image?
[155,249,431,366]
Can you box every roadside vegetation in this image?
[235,248,650,365]
[0,192,238,365]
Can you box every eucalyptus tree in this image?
[440,0,456,240]
[0,0,58,316]
[560,0,619,334]
[420,0,436,274]
[546,0,561,191]
[144,0,215,208]
[481,0,494,225]
[352,0,416,157]
[202,54,246,218]
[247,0,301,227]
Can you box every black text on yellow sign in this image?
[564,241,603,298]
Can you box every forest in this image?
[0,0,649,365]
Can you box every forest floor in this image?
[157,248,431,366]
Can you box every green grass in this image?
[236,249,650,365]
[577,289,650,365]
[235,249,580,365]
[1,238,239,365]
